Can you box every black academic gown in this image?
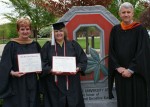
[41,40,87,107]
[108,24,150,107]
[0,41,41,107]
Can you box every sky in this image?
[0,0,14,25]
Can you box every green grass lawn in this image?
[0,38,50,47]
[77,37,100,49]
[36,38,50,47]
[37,37,100,49]
[0,99,3,106]
[0,39,10,44]
[0,37,100,49]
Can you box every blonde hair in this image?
[62,27,68,40]
[16,17,31,31]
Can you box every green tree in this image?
[139,1,150,29]
[0,23,17,39]
[1,0,56,38]
[108,0,146,21]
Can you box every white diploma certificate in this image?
[52,56,76,72]
[18,53,42,73]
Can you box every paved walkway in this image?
[0,44,6,57]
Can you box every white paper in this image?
[18,53,42,73]
[52,56,76,72]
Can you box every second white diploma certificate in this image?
[52,56,76,73]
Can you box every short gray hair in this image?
[119,2,134,12]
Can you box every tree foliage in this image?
[35,0,112,17]
[2,0,56,37]
[108,0,147,21]
[0,23,17,39]
[139,1,150,29]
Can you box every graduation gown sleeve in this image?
[135,27,150,107]
[108,26,118,99]
[41,41,52,77]
[72,40,87,76]
[0,42,14,98]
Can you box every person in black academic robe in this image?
[0,17,41,107]
[40,22,87,107]
[108,2,150,107]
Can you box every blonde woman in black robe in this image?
[0,17,41,107]
[41,22,87,107]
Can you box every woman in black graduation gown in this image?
[41,22,87,107]
[0,17,41,107]
[108,2,150,107]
